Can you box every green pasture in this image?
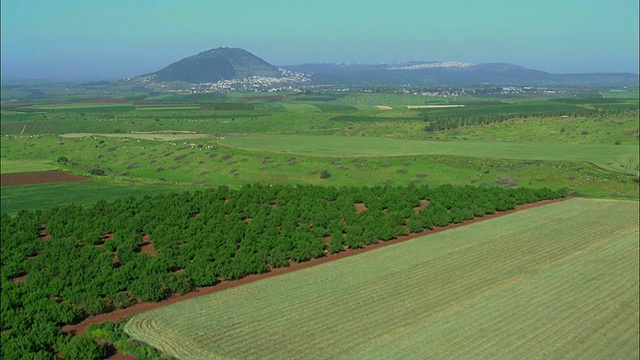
[125,198,639,360]
[0,159,59,174]
[0,181,187,215]
[221,135,639,175]
[2,134,637,199]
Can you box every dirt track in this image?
[62,196,569,337]
[1,171,91,186]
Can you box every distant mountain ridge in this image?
[283,62,639,87]
[138,47,639,87]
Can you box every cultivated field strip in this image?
[222,135,639,175]
[125,198,639,359]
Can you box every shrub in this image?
[90,168,105,176]
[56,156,69,163]
[62,335,106,360]
[320,170,331,179]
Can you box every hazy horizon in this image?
[2,0,638,81]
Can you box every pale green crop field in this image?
[221,135,639,175]
[126,198,639,360]
[0,159,59,174]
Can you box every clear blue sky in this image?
[2,0,638,80]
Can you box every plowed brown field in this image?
[1,171,91,186]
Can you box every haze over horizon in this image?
[1,0,638,81]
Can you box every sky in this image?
[1,0,638,80]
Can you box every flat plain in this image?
[125,198,639,360]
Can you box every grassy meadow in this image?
[221,134,638,174]
[125,198,639,359]
[1,88,638,359]
[1,90,638,215]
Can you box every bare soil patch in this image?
[103,343,136,360]
[11,274,26,284]
[138,234,158,257]
[38,224,51,241]
[62,197,570,336]
[355,202,368,215]
[95,233,114,248]
[1,171,91,187]
[375,106,393,110]
[414,199,429,212]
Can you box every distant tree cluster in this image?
[1,184,565,358]
[423,107,640,133]
[423,110,601,132]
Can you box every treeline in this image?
[200,103,255,111]
[423,108,637,132]
[0,184,566,359]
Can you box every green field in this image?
[0,159,59,174]
[222,135,639,175]
[2,133,637,200]
[125,198,639,359]
[0,181,186,214]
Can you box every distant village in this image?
[142,67,571,98]
[158,69,310,93]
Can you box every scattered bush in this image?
[90,168,105,176]
[496,177,518,188]
[320,169,331,179]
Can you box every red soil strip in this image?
[62,197,569,336]
[1,171,91,187]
